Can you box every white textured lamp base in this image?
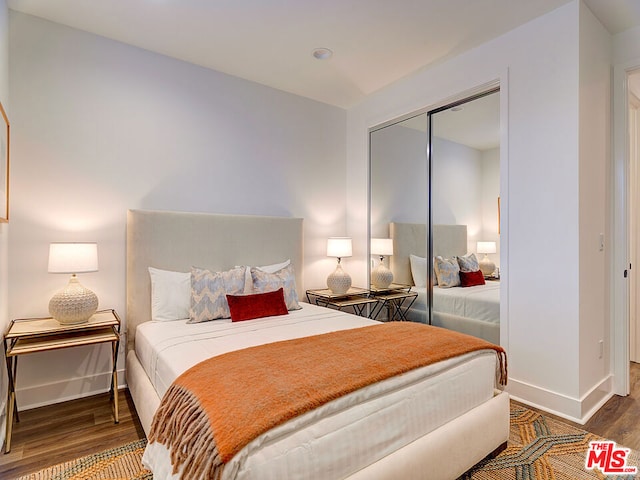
[371,261,393,289]
[327,263,352,295]
[49,276,99,324]
[479,255,496,277]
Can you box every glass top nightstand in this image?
[306,287,378,318]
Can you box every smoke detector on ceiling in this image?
[312,48,333,60]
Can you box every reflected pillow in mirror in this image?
[456,253,479,272]
[434,256,461,288]
[459,270,486,287]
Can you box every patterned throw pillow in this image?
[188,266,246,323]
[456,253,479,273]
[251,264,301,310]
[433,256,461,288]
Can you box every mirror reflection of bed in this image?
[369,89,501,344]
[390,223,500,344]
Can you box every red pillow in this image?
[459,270,486,287]
[226,288,289,322]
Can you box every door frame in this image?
[612,59,640,395]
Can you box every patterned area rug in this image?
[16,405,640,480]
[462,404,640,479]
[16,439,151,480]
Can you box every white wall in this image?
[8,11,347,408]
[0,0,9,452]
[578,2,611,412]
[347,1,610,421]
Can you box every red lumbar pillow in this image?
[459,270,486,287]
[227,288,289,322]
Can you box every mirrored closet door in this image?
[369,88,501,344]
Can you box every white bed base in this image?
[126,210,509,480]
[406,307,500,345]
[126,350,508,480]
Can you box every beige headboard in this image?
[126,209,304,351]
[389,223,467,285]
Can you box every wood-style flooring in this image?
[519,361,640,451]
[1,364,639,479]
[0,389,145,479]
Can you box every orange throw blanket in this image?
[149,322,507,479]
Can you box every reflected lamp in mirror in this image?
[371,238,394,289]
[477,241,497,277]
[48,242,99,324]
[326,237,352,295]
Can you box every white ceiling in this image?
[433,92,500,151]
[7,0,640,108]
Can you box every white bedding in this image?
[412,282,500,323]
[138,303,500,480]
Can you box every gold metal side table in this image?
[306,287,378,318]
[2,309,121,453]
[370,284,418,321]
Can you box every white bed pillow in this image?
[258,259,291,273]
[409,254,427,287]
[409,254,437,287]
[434,256,461,288]
[148,267,191,322]
[251,263,301,310]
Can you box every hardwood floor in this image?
[1,364,639,479]
[580,361,640,450]
[520,362,640,451]
[0,389,145,479]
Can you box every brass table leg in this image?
[111,340,119,424]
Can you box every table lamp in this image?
[326,237,352,295]
[476,241,497,277]
[371,238,394,288]
[48,242,99,324]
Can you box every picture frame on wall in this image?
[0,101,9,222]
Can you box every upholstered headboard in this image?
[389,223,467,285]
[126,209,303,351]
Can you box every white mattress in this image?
[137,303,500,480]
[412,283,500,324]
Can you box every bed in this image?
[390,222,501,344]
[125,209,509,480]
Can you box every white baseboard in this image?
[508,374,613,424]
[14,367,127,411]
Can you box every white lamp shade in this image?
[327,237,352,258]
[476,241,497,255]
[371,238,393,256]
[48,243,99,273]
